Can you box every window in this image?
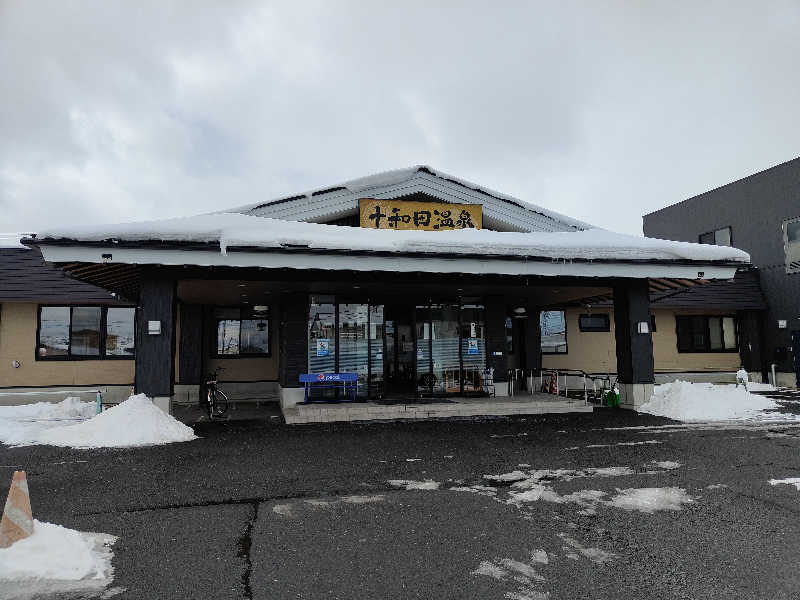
[213,307,269,357]
[698,226,732,247]
[505,316,514,353]
[37,306,135,360]
[676,315,737,353]
[540,310,567,354]
[578,313,610,332]
[783,217,800,274]
[70,307,101,356]
[105,308,136,356]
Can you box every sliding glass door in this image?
[415,300,487,397]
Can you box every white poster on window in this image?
[467,338,479,355]
[316,338,330,357]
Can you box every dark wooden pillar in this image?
[485,296,508,382]
[737,309,766,380]
[613,279,654,409]
[178,303,203,385]
[279,292,308,388]
[522,307,542,371]
[135,273,176,398]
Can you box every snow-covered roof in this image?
[0,233,29,249]
[225,165,592,233]
[33,212,749,264]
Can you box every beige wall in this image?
[177,302,279,383]
[0,302,134,387]
[652,309,742,372]
[542,309,617,373]
[542,307,742,374]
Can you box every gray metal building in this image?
[643,157,800,386]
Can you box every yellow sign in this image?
[359,198,482,231]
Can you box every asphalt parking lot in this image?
[2,410,800,600]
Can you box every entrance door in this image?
[792,330,800,388]
[384,305,415,396]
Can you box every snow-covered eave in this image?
[30,239,745,281]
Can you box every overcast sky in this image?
[1,1,799,236]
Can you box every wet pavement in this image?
[2,409,800,599]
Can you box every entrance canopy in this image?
[27,210,748,300]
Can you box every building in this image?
[540,267,767,386]
[644,156,800,387]
[0,239,135,404]
[12,166,748,418]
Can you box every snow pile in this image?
[0,520,116,581]
[769,478,800,491]
[0,397,95,420]
[0,394,196,448]
[0,398,96,446]
[639,381,785,422]
[38,394,196,448]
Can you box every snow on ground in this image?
[639,381,792,422]
[744,382,777,392]
[0,394,196,448]
[769,478,800,491]
[0,520,116,584]
[459,463,692,516]
[607,488,693,513]
[0,398,96,446]
[387,479,441,490]
[652,461,682,470]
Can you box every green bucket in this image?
[603,390,620,408]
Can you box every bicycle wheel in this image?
[212,389,228,417]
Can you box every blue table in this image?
[300,373,359,403]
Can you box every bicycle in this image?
[204,367,229,419]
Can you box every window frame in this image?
[211,306,271,359]
[540,310,568,355]
[35,305,136,361]
[698,226,733,247]
[578,313,611,332]
[675,314,739,354]
[783,216,800,274]
[504,316,514,354]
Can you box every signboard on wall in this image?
[359,198,482,231]
[316,339,329,357]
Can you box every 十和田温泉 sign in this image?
[359,198,482,231]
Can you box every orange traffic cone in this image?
[0,471,34,548]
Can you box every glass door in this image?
[384,305,415,397]
[338,303,369,399]
[431,303,460,395]
[461,303,486,394]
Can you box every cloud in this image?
[1,0,799,235]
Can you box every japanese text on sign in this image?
[359,199,482,231]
